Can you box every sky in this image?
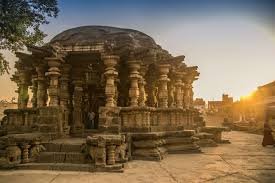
[0,0,275,101]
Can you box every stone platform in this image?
[1,131,274,183]
[131,130,201,161]
[0,134,125,172]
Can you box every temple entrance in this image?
[84,84,105,129]
[82,61,105,130]
[68,52,106,131]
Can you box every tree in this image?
[0,0,59,75]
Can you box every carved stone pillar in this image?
[60,64,71,134]
[128,60,141,107]
[21,144,30,163]
[18,70,30,109]
[31,74,38,108]
[175,72,184,108]
[60,64,71,108]
[102,55,119,107]
[158,64,170,108]
[72,79,84,134]
[36,65,47,107]
[183,80,192,108]
[138,65,147,107]
[107,145,116,165]
[168,81,175,107]
[45,57,62,106]
[114,78,119,107]
[95,136,106,167]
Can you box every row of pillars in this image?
[103,56,194,109]
[15,55,194,110]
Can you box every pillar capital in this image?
[102,55,119,70]
[158,64,171,76]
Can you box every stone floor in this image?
[0,131,275,183]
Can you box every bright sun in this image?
[240,91,256,101]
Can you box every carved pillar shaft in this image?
[102,55,119,107]
[72,80,84,131]
[36,65,47,107]
[31,75,38,108]
[60,64,72,134]
[18,70,30,109]
[128,60,141,107]
[183,81,192,108]
[158,64,170,108]
[168,82,175,107]
[45,58,62,106]
[21,144,30,163]
[138,65,147,107]
[174,72,184,108]
[138,79,146,107]
[107,145,116,165]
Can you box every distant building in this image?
[193,98,206,113]
[208,94,233,114]
[233,80,275,123]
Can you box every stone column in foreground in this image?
[128,60,141,107]
[45,57,62,106]
[158,64,170,108]
[35,64,48,107]
[60,64,72,134]
[18,69,31,109]
[72,79,84,133]
[102,55,119,107]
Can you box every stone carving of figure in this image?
[6,144,21,164]
[115,135,127,162]
[30,142,46,160]
[95,136,106,166]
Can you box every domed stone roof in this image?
[50,26,160,50]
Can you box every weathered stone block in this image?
[133,139,164,148]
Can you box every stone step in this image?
[15,163,123,172]
[37,152,86,164]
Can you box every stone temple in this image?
[0,26,209,171]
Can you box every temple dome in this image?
[50,25,160,50]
